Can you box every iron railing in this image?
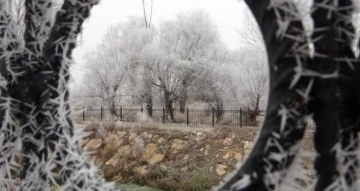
[72,106,265,127]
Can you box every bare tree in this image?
[83,26,129,116]
[233,49,268,126]
[160,10,219,113]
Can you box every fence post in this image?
[186,107,189,126]
[100,106,103,121]
[212,108,215,127]
[82,106,85,122]
[162,107,165,123]
[240,108,243,128]
[141,106,143,113]
[120,106,123,121]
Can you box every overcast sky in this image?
[70,0,251,88]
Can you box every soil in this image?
[84,122,316,191]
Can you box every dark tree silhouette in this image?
[215,0,360,191]
[1,0,359,191]
[0,0,115,190]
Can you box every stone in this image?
[148,153,165,165]
[196,132,207,142]
[142,143,165,165]
[223,137,233,146]
[171,139,185,153]
[129,132,137,140]
[183,154,190,161]
[216,164,228,176]
[132,137,145,157]
[142,132,153,141]
[113,175,123,182]
[160,164,167,171]
[243,141,254,156]
[135,165,148,175]
[105,156,119,167]
[152,135,160,142]
[117,131,127,138]
[181,166,188,172]
[105,134,123,147]
[235,152,243,161]
[157,137,166,144]
[84,139,102,151]
[118,145,131,156]
[204,144,210,156]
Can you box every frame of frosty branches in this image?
[0,0,116,190]
[215,0,360,191]
[0,0,359,191]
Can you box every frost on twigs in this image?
[215,0,360,191]
[0,0,117,190]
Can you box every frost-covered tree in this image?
[190,40,233,120]
[233,49,268,125]
[160,10,219,113]
[82,17,156,116]
[215,0,360,190]
[0,0,115,190]
[83,26,129,115]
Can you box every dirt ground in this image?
[82,122,316,191]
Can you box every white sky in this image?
[70,0,250,88]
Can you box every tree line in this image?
[75,10,268,122]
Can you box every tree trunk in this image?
[215,1,310,190]
[248,94,260,126]
[309,1,359,190]
[143,65,153,116]
[179,80,188,113]
[0,1,115,190]
[163,90,174,121]
[109,98,117,117]
[215,99,224,122]
[143,92,153,117]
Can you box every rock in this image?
[183,155,190,161]
[222,150,234,159]
[196,132,207,142]
[181,166,187,172]
[243,141,254,150]
[117,131,127,138]
[105,156,119,167]
[129,132,137,140]
[149,153,165,165]
[223,137,233,146]
[132,137,145,157]
[118,145,131,157]
[235,152,243,161]
[135,165,148,175]
[142,143,165,165]
[171,139,185,153]
[243,141,254,156]
[216,164,228,176]
[113,175,123,182]
[152,135,160,142]
[105,134,123,147]
[84,139,102,151]
[142,132,153,141]
[160,164,167,171]
[204,145,210,156]
[157,137,166,144]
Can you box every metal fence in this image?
[72,106,263,127]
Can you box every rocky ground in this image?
[82,122,315,191]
